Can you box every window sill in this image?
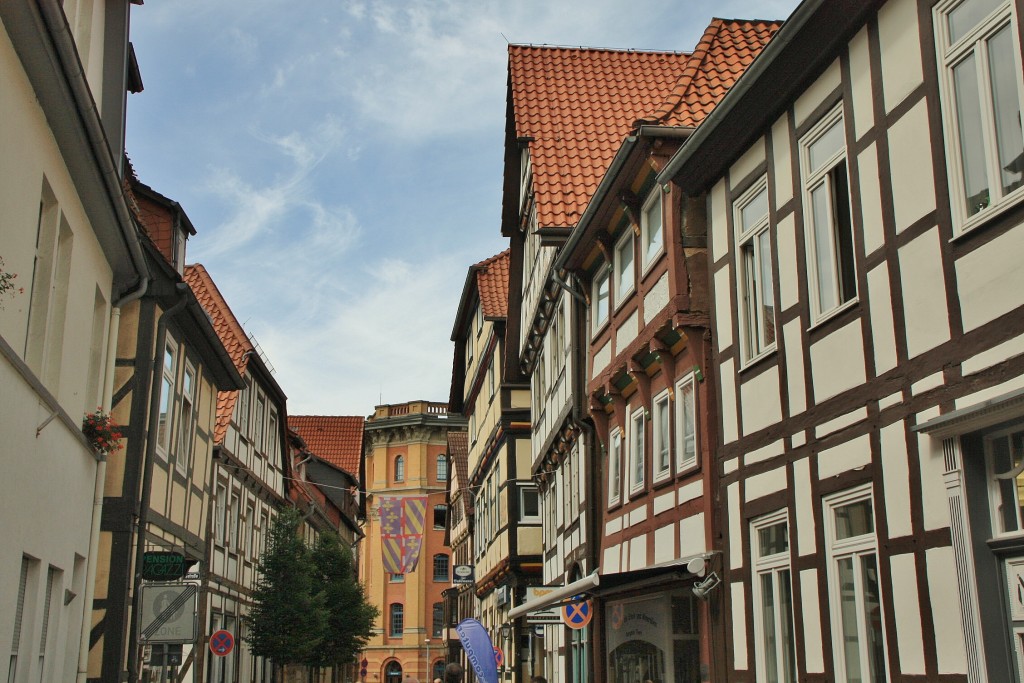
[591,318,611,341]
[675,460,700,479]
[952,188,1024,241]
[640,248,665,279]
[808,297,859,333]
[738,346,777,374]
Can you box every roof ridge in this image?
[183,263,254,365]
[509,43,688,56]
[645,18,725,125]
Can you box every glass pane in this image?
[633,415,644,484]
[987,26,1024,196]
[861,555,887,683]
[758,231,775,347]
[953,54,991,214]
[811,181,837,312]
[809,118,844,172]
[835,499,874,540]
[164,345,174,371]
[682,382,696,464]
[645,195,663,263]
[158,377,173,446]
[743,242,759,353]
[741,187,769,232]
[991,434,1020,532]
[838,557,863,683]
[596,273,610,323]
[657,399,670,470]
[778,569,797,683]
[758,522,789,557]
[761,573,779,683]
[948,0,1003,43]
[617,237,634,298]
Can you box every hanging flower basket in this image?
[82,409,124,456]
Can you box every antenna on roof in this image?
[500,32,509,44]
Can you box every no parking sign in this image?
[209,629,234,657]
[562,598,593,629]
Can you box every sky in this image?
[126,0,802,417]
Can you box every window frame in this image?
[751,510,797,683]
[934,0,1024,234]
[437,454,448,482]
[984,425,1024,537]
[592,267,611,334]
[608,427,623,507]
[432,553,450,582]
[641,188,665,271]
[433,504,448,530]
[394,455,405,482]
[675,373,698,473]
[652,389,672,483]
[520,486,540,522]
[389,603,404,638]
[628,406,646,494]
[734,178,777,364]
[157,336,178,457]
[800,107,857,323]
[174,360,197,475]
[614,229,635,306]
[824,486,888,683]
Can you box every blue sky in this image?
[126,0,801,417]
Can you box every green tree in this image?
[306,531,379,674]
[247,507,328,672]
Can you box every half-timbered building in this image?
[660,0,1024,680]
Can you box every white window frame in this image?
[751,510,797,683]
[652,390,671,482]
[614,229,635,305]
[641,188,665,271]
[628,406,645,493]
[157,337,177,457]
[984,425,1024,537]
[824,486,888,683]
[520,486,540,522]
[735,178,776,363]
[800,107,857,322]
[488,357,496,399]
[394,455,405,482]
[934,0,1024,233]
[175,360,197,475]
[675,373,698,473]
[608,427,622,507]
[592,267,610,333]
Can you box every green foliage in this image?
[306,531,380,669]
[247,508,329,665]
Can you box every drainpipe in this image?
[126,284,188,682]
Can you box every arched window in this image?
[389,603,404,637]
[432,660,445,680]
[433,554,450,582]
[437,454,448,481]
[385,661,402,683]
[394,455,404,482]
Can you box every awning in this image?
[913,386,1024,438]
[508,553,711,619]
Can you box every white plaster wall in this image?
[867,264,898,374]
[776,213,800,312]
[926,546,968,674]
[654,525,675,564]
[880,421,913,538]
[817,434,871,480]
[720,357,739,444]
[809,320,866,404]
[962,332,1024,376]
[878,0,924,114]
[900,227,951,357]
[888,101,936,234]
[744,438,784,466]
[728,482,742,569]
[815,407,867,439]
[858,143,886,256]
[848,26,875,141]
[730,582,748,670]
[710,181,729,263]
[772,113,794,207]
[793,458,816,556]
[615,309,639,353]
[679,513,705,558]
[627,535,647,571]
[591,340,610,379]
[917,419,951,531]
[643,272,669,326]
[677,479,703,505]
[783,319,807,415]
[956,222,1024,332]
[713,265,734,352]
[602,544,621,574]
[889,553,927,674]
[731,136,766,186]
[794,59,841,128]
[740,365,782,435]
[800,569,825,672]
[744,466,787,501]
[653,489,675,516]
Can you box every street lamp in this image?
[425,638,431,681]
[499,624,511,680]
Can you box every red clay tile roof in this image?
[509,45,690,228]
[446,430,470,506]
[645,18,782,128]
[289,415,365,476]
[183,264,254,444]
[476,250,510,319]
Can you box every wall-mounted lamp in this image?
[692,572,721,601]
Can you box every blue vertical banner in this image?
[455,618,498,683]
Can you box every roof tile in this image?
[475,250,510,319]
[289,415,365,476]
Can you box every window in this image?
[389,604,404,637]
[488,358,496,398]
[752,512,797,683]
[437,454,448,482]
[254,393,266,452]
[389,573,405,583]
[215,484,226,544]
[520,486,540,522]
[157,338,177,455]
[229,493,240,551]
[476,302,484,335]
[614,231,635,303]
[394,455,404,482]
[608,427,623,505]
[433,554,449,582]
[433,504,448,529]
[736,179,776,360]
[641,189,664,268]
[985,427,1024,535]
[9,557,32,682]
[801,109,856,320]
[825,488,886,682]
[935,0,1024,228]
[432,603,444,637]
[653,391,671,481]
[629,407,645,492]
[175,362,196,474]
[592,268,610,331]
[237,379,250,434]
[676,374,698,472]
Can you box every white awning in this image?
[914,386,1024,438]
[508,572,599,620]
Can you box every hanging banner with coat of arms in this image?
[378,496,427,574]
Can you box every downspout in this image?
[126,284,189,682]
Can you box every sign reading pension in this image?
[139,584,198,644]
[141,552,187,581]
